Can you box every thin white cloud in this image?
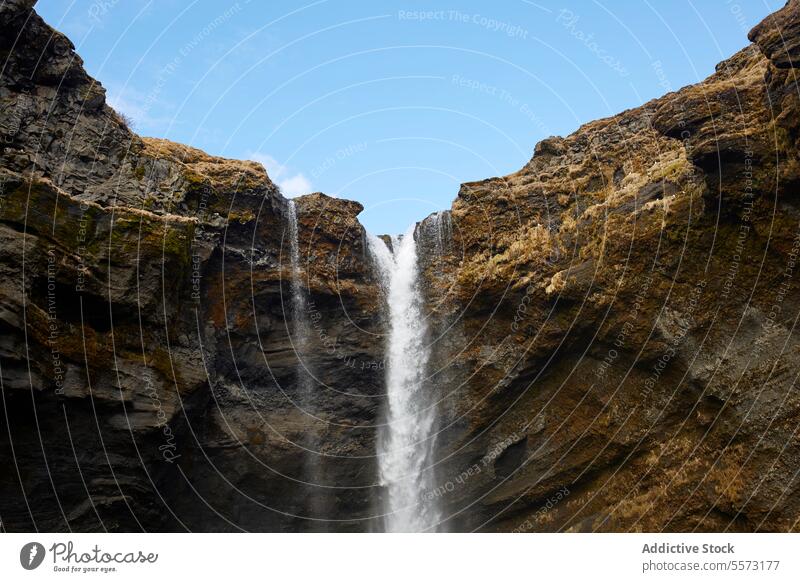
[106,84,175,130]
[248,152,312,198]
[248,153,285,178]
[279,173,313,198]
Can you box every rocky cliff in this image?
[2,0,800,532]
[0,0,384,532]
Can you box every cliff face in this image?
[418,1,800,532]
[1,0,800,532]
[0,0,383,532]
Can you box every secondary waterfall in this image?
[427,210,452,257]
[287,201,310,383]
[287,201,304,317]
[286,201,327,528]
[367,228,441,532]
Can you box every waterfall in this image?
[287,201,306,322]
[367,228,441,532]
[427,211,452,256]
[287,201,310,385]
[286,200,327,528]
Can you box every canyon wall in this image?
[0,0,384,532]
[2,0,800,531]
[418,0,800,532]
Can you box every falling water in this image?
[287,201,305,319]
[287,201,310,375]
[427,211,452,256]
[287,201,327,528]
[367,228,440,532]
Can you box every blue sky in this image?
[39,0,781,235]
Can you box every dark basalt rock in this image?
[0,0,384,533]
[418,0,800,533]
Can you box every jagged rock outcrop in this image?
[2,0,800,532]
[417,0,800,532]
[0,0,383,532]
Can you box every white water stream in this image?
[367,229,440,532]
[287,201,327,528]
